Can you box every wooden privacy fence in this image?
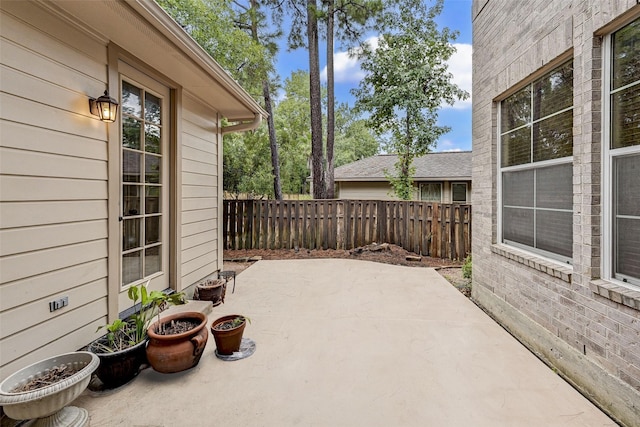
[223,200,471,260]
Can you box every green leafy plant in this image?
[93,281,186,352]
[213,315,250,331]
[462,254,472,279]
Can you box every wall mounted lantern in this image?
[89,90,119,123]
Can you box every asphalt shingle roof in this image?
[334,151,472,181]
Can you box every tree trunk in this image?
[325,0,335,199]
[263,79,282,199]
[307,0,325,199]
[249,0,282,199]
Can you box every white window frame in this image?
[602,20,640,287]
[497,61,574,265]
[451,182,468,203]
[420,182,443,202]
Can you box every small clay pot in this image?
[146,312,208,373]
[195,279,226,306]
[211,315,247,355]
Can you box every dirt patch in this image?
[156,319,199,335]
[223,245,471,297]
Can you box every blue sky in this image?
[273,0,473,152]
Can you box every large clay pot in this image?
[146,312,208,374]
[211,315,247,355]
[88,338,147,389]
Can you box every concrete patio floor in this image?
[75,259,615,426]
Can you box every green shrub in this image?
[462,254,472,279]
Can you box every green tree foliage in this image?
[352,0,468,199]
[334,102,379,167]
[156,0,268,92]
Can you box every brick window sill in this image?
[491,244,573,283]
[590,279,640,311]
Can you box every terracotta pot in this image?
[211,315,247,355]
[88,338,147,389]
[146,312,208,373]
[195,279,226,306]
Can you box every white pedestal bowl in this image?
[0,352,99,427]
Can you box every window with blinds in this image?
[608,17,640,286]
[499,61,574,263]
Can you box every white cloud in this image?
[444,43,473,110]
[319,38,471,110]
[436,139,465,152]
[321,36,379,83]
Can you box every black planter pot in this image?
[88,339,147,389]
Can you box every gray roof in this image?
[334,151,472,182]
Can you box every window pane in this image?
[123,218,141,251]
[501,127,531,167]
[122,81,142,117]
[123,250,142,285]
[533,62,573,120]
[616,218,640,280]
[614,154,640,216]
[145,124,161,154]
[420,183,441,202]
[503,207,534,247]
[612,18,640,90]
[123,185,141,216]
[145,245,161,277]
[122,117,141,150]
[536,210,573,258]
[145,186,160,214]
[611,84,640,149]
[501,86,531,131]
[145,93,161,124]
[145,216,160,245]
[536,164,573,210]
[452,183,467,202]
[533,110,573,161]
[145,154,160,184]
[503,169,534,207]
[123,150,141,183]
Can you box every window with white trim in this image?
[499,61,573,263]
[420,182,442,202]
[451,182,467,203]
[605,17,640,286]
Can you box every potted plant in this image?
[88,282,185,388]
[145,311,209,373]
[0,351,99,426]
[210,315,250,355]
[194,278,226,306]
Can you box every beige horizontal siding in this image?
[182,208,216,225]
[0,220,107,257]
[0,278,107,338]
[0,200,107,228]
[0,2,110,377]
[179,93,220,288]
[0,259,107,311]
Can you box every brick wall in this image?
[471,1,640,425]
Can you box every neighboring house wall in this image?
[472,1,640,426]
[337,181,470,202]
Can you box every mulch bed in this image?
[224,244,462,269]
